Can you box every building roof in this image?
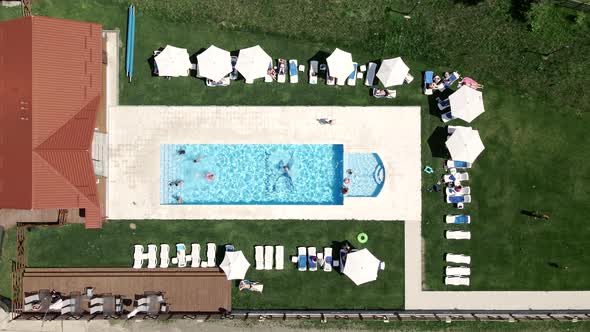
[0,16,103,228]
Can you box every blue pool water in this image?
[343,153,385,197]
[160,144,344,205]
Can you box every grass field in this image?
[0,0,589,301]
[25,220,404,310]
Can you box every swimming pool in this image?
[160,144,344,205]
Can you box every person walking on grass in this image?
[318,118,334,125]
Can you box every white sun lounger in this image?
[61,305,76,315]
[297,246,307,271]
[326,67,336,86]
[90,305,103,315]
[445,276,470,286]
[277,59,287,83]
[265,60,274,82]
[446,194,472,205]
[405,73,414,84]
[446,253,471,264]
[191,243,201,268]
[264,245,274,270]
[255,245,264,270]
[443,172,469,183]
[364,62,377,86]
[445,215,471,224]
[159,244,170,268]
[308,247,318,271]
[90,297,104,306]
[207,243,216,267]
[446,266,471,276]
[347,62,358,86]
[323,247,333,272]
[446,186,471,196]
[137,297,148,306]
[133,245,144,269]
[24,293,39,304]
[275,245,284,270]
[289,59,298,83]
[445,231,471,240]
[309,60,318,84]
[127,305,148,319]
[147,244,157,269]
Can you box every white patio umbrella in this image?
[196,45,232,81]
[342,249,382,286]
[445,126,485,163]
[219,250,251,280]
[448,86,485,123]
[235,45,272,82]
[376,57,410,87]
[326,48,354,81]
[154,45,192,77]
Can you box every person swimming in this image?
[273,153,295,191]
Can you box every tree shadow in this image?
[307,50,331,66]
[146,46,164,77]
[510,0,535,22]
[189,47,207,78]
[452,0,485,5]
[427,127,451,159]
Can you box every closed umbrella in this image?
[342,249,382,286]
[155,45,192,77]
[235,45,272,82]
[376,57,409,87]
[449,86,485,123]
[445,127,485,163]
[197,45,232,81]
[326,48,354,81]
[219,251,251,280]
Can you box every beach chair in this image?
[446,194,471,204]
[405,73,414,84]
[446,266,471,276]
[297,247,307,271]
[446,186,471,196]
[264,245,274,270]
[137,297,148,306]
[446,253,471,264]
[126,305,148,319]
[446,160,472,169]
[61,305,76,315]
[275,245,284,270]
[255,246,264,270]
[445,230,471,240]
[191,243,201,268]
[441,71,460,90]
[230,55,239,80]
[372,88,396,99]
[207,243,216,267]
[23,303,34,312]
[160,244,170,268]
[206,76,230,87]
[176,243,187,267]
[323,247,333,272]
[148,244,158,269]
[424,71,434,95]
[437,98,450,110]
[90,297,104,306]
[152,50,161,75]
[225,244,235,252]
[441,111,455,123]
[456,172,469,181]
[445,214,471,224]
[277,59,287,83]
[309,60,318,84]
[347,62,358,86]
[326,67,336,86]
[133,245,144,269]
[24,293,39,304]
[379,261,386,270]
[265,60,274,82]
[364,62,377,86]
[90,305,103,315]
[289,59,298,83]
[308,247,318,271]
[445,276,470,286]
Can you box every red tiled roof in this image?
[0,16,103,228]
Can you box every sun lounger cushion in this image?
[275,245,284,270]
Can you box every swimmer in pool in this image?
[205,173,215,182]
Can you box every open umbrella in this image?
[449,86,485,123]
[219,251,251,280]
[376,57,409,87]
[196,45,232,81]
[326,48,354,81]
[235,45,272,82]
[155,45,192,77]
[342,249,382,286]
[445,127,485,163]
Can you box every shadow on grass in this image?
[427,127,451,159]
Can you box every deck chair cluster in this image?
[290,247,333,272]
[254,245,284,270]
[132,242,217,269]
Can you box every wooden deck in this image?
[23,268,231,313]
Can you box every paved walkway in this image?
[404,220,590,309]
[107,106,421,222]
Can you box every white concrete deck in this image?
[108,106,421,221]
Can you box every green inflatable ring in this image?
[357,232,368,244]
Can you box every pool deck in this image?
[107,106,421,222]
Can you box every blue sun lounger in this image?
[289,59,298,83]
[424,71,434,95]
[446,214,471,224]
[446,160,472,169]
[297,247,307,271]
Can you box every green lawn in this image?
[25,220,404,309]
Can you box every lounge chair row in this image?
[423,71,460,95]
[254,245,284,270]
[24,293,124,315]
[445,254,471,286]
[291,247,334,272]
[133,243,217,269]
